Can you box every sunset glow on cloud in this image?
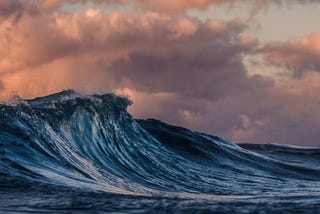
[262,32,320,76]
[1,0,320,145]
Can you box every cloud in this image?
[106,18,269,100]
[262,32,320,77]
[0,1,40,22]
[1,0,315,17]
[39,0,128,10]
[126,74,320,146]
[135,0,319,14]
[109,45,270,100]
[226,78,320,146]
[0,1,24,18]
[0,80,3,92]
[0,10,264,99]
[1,1,320,146]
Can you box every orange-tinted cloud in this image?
[135,0,319,14]
[262,32,320,77]
[0,80,3,92]
[0,8,260,98]
[1,0,320,146]
[3,0,315,15]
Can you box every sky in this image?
[1,0,320,146]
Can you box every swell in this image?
[0,90,320,197]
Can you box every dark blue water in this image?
[1,90,319,213]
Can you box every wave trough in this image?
[0,90,319,213]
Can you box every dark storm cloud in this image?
[110,48,272,100]
[105,17,272,100]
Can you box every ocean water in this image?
[0,90,319,213]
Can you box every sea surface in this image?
[0,90,319,213]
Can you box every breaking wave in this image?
[1,90,319,213]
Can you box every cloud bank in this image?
[0,0,320,146]
[2,0,319,17]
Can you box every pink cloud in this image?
[1,0,315,16]
[0,7,256,97]
[1,1,320,146]
[262,32,320,77]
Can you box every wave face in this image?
[1,90,320,213]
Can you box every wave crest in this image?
[1,90,320,198]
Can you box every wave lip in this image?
[1,90,320,209]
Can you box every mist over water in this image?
[0,90,319,213]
